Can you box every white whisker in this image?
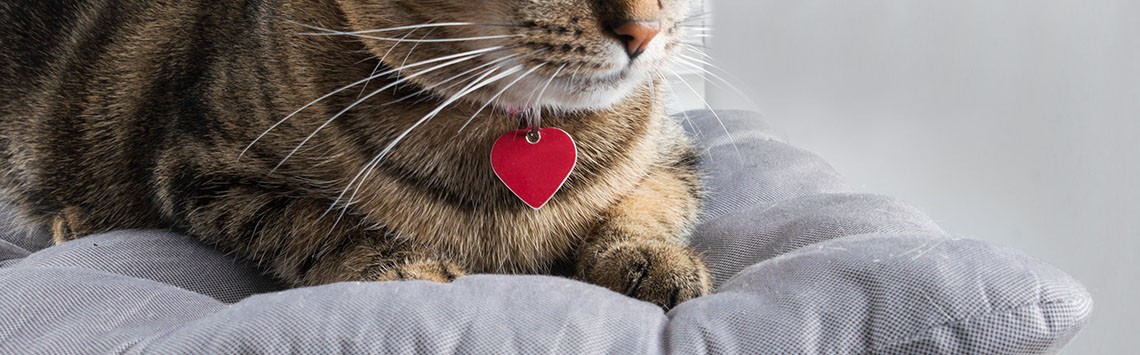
[567,63,586,85]
[271,48,501,171]
[304,30,521,43]
[531,64,568,127]
[680,45,715,60]
[519,67,552,123]
[385,51,529,107]
[336,22,475,34]
[238,45,505,162]
[289,19,520,43]
[674,54,761,111]
[459,63,547,132]
[288,20,518,36]
[324,66,507,232]
[328,66,524,225]
[657,73,705,139]
[357,28,422,100]
[666,67,743,163]
[680,12,711,24]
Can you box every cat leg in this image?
[373,259,466,283]
[292,226,467,285]
[575,168,712,309]
[160,181,465,286]
[50,206,91,244]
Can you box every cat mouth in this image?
[432,47,662,113]
[570,68,631,85]
[458,28,679,112]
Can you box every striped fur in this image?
[0,0,711,308]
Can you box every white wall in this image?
[704,1,1139,353]
[665,0,710,114]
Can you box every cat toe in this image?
[583,240,712,310]
[375,259,466,283]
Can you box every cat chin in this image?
[453,70,652,114]
[459,80,643,114]
[532,82,643,112]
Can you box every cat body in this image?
[0,0,711,308]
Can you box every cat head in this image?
[331,0,694,113]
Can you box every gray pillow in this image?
[0,110,1092,353]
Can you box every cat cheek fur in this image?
[0,0,711,309]
[338,0,691,112]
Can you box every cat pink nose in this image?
[610,21,661,59]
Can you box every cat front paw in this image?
[375,259,466,283]
[581,240,712,310]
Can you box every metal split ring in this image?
[526,128,541,144]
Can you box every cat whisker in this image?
[531,63,568,127]
[673,53,762,111]
[410,70,504,108]
[384,54,519,106]
[272,47,502,171]
[390,50,533,108]
[358,27,424,100]
[394,18,450,86]
[567,63,586,85]
[334,22,490,35]
[357,60,389,97]
[656,72,705,139]
[366,34,523,43]
[290,20,521,43]
[325,62,495,222]
[648,70,657,105]
[679,11,711,24]
[239,45,507,162]
[394,28,438,91]
[302,29,522,43]
[665,67,743,163]
[680,44,714,60]
[288,20,521,36]
[328,66,524,229]
[679,41,712,50]
[518,66,554,124]
[459,63,548,132]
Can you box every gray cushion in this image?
[0,110,1092,354]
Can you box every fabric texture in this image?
[0,110,1092,354]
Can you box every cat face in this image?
[334,0,693,113]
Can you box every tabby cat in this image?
[0,0,711,308]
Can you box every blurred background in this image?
[675,1,1138,353]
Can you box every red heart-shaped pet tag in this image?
[491,128,577,210]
